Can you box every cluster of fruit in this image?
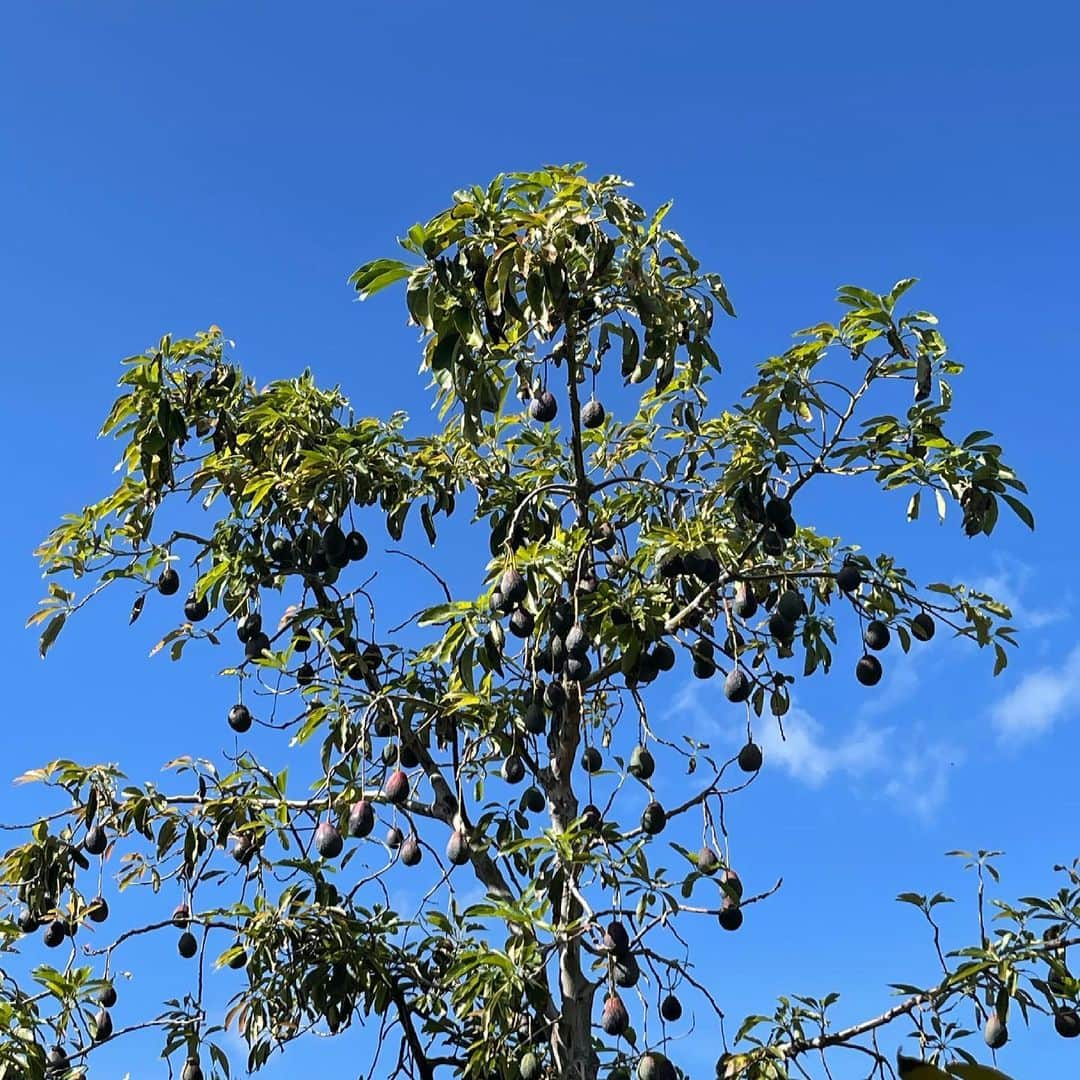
[527,386,606,431]
[308,767,448,870]
[157,520,370,662]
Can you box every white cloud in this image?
[757,706,889,788]
[762,709,958,821]
[970,559,1067,631]
[990,644,1080,740]
[881,744,961,821]
[670,679,948,818]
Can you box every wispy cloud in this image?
[881,743,962,821]
[990,644,1080,741]
[670,678,951,819]
[971,558,1067,631]
[757,706,889,788]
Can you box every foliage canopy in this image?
[5,166,1075,1080]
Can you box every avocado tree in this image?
[5,166,1076,1080]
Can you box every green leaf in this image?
[705,273,737,317]
[948,1065,1016,1080]
[420,502,437,546]
[349,259,412,300]
[887,277,919,307]
[98,392,136,437]
[993,643,1008,676]
[1000,493,1034,530]
[619,325,640,378]
[431,331,460,373]
[209,1042,232,1078]
[418,602,473,628]
[483,253,506,315]
[39,612,66,658]
[897,1058,951,1080]
[896,892,927,907]
[647,199,673,236]
[837,284,881,309]
[129,594,146,625]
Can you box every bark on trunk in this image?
[548,694,600,1079]
[548,317,600,1078]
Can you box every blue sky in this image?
[2,3,1078,1077]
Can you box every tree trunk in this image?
[548,694,600,1079]
[547,318,600,1078]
